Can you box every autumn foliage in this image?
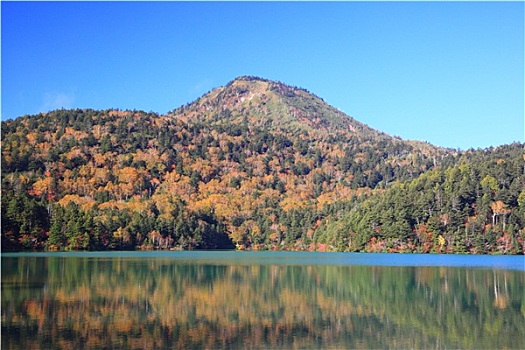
[2,76,524,253]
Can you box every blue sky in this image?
[2,1,523,150]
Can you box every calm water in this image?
[2,252,524,349]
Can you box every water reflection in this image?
[2,254,524,349]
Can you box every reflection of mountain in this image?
[2,255,524,349]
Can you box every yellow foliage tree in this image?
[490,201,511,229]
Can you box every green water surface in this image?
[2,252,524,349]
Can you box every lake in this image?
[2,251,524,349]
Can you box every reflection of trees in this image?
[2,256,524,349]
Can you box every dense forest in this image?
[2,76,524,253]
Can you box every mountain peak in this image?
[169,76,446,159]
[175,76,375,138]
[226,76,317,100]
[227,75,270,84]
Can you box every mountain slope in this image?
[1,76,523,253]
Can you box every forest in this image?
[2,76,524,253]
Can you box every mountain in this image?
[2,76,524,253]
[173,76,442,153]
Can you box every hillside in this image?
[315,144,525,253]
[1,76,523,253]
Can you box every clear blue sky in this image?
[2,1,523,150]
